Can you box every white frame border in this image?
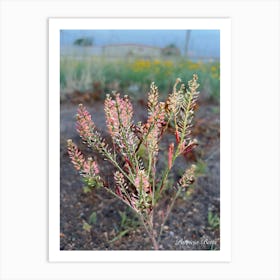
[49,18,231,262]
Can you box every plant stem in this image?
[151,222,159,250]
[155,151,178,201]
[138,214,159,250]
[102,149,135,185]
[147,217,159,250]
[106,188,159,250]
[157,187,182,244]
[151,233,159,250]
[103,187,137,214]
[105,186,159,249]
[156,91,194,200]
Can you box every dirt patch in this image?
[60,99,220,250]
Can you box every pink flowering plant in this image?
[67,74,200,250]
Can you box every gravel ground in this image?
[60,98,220,250]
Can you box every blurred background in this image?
[60,30,220,104]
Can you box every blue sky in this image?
[60,30,220,58]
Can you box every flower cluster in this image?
[179,164,196,188]
[67,139,101,188]
[104,93,133,137]
[76,103,96,142]
[143,83,166,159]
[67,74,200,249]
[104,93,139,166]
[135,170,150,193]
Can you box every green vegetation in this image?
[207,210,220,229]
[74,37,93,46]
[82,221,92,232]
[183,159,207,199]
[109,210,140,244]
[88,211,97,225]
[60,56,220,102]
[194,159,208,177]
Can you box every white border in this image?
[49,18,231,262]
[1,1,279,279]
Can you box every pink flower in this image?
[104,94,138,159]
[134,170,150,193]
[104,96,119,137]
[180,139,198,156]
[146,102,165,130]
[76,104,96,142]
[83,157,99,175]
[67,139,85,171]
[104,93,133,138]
[147,82,159,114]
[67,139,99,176]
[114,171,125,188]
[175,130,181,143]
[168,142,174,170]
[144,102,166,157]
[179,164,196,188]
[113,171,124,196]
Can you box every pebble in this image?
[79,212,86,219]
[169,231,174,237]
[144,237,150,243]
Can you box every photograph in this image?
[1,0,279,278]
[59,28,221,251]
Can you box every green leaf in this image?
[208,211,220,229]
[109,229,131,244]
[82,222,92,232]
[83,186,92,193]
[195,159,207,176]
[118,211,127,228]
[89,212,97,225]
